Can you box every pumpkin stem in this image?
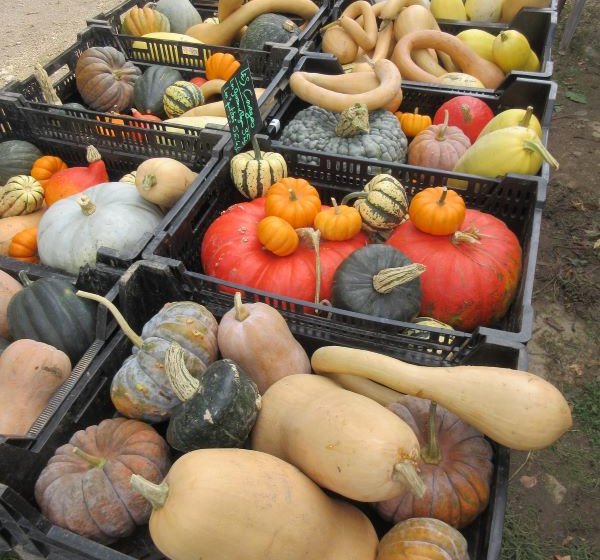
[251,136,262,161]
[340,191,366,206]
[282,19,295,32]
[421,401,442,464]
[436,110,450,140]
[330,197,342,214]
[519,106,534,128]
[76,291,144,348]
[452,227,481,245]
[438,186,449,205]
[372,263,426,294]
[142,174,157,191]
[523,138,559,170]
[33,63,62,106]
[296,227,322,306]
[336,103,370,138]
[130,474,169,509]
[392,457,427,498]
[165,342,200,401]
[72,447,106,469]
[287,187,298,201]
[76,195,97,216]
[17,270,34,287]
[233,291,251,321]
[86,145,102,163]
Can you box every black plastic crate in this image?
[142,135,544,346]
[1,25,295,163]
[268,54,557,184]
[308,3,557,86]
[87,0,333,51]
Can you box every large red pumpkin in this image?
[201,197,369,305]
[432,96,494,144]
[386,209,522,331]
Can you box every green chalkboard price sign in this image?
[222,61,263,153]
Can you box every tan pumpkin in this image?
[121,5,171,36]
[0,271,22,338]
[0,339,71,436]
[0,175,45,217]
[135,157,197,208]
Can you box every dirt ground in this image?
[1,1,598,559]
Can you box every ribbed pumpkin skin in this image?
[111,302,219,423]
[408,123,471,171]
[0,140,42,183]
[0,175,45,217]
[121,5,171,36]
[133,65,183,118]
[166,359,261,452]
[34,418,171,544]
[7,276,97,365]
[332,245,422,321]
[163,81,204,118]
[75,47,141,112]
[153,0,203,34]
[230,150,287,199]
[239,13,300,50]
[375,396,493,530]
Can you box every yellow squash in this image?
[478,106,543,139]
[456,29,496,62]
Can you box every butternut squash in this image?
[198,78,226,100]
[180,87,266,117]
[0,271,22,339]
[135,158,197,208]
[392,29,505,89]
[289,58,402,112]
[217,292,311,394]
[0,208,45,255]
[251,374,426,502]
[0,339,71,436]
[311,346,573,451]
[130,448,379,560]
[186,0,319,45]
[218,0,244,21]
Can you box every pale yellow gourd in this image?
[430,0,467,20]
[130,448,379,560]
[217,292,311,394]
[311,346,573,451]
[478,105,543,139]
[456,29,496,62]
[135,158,197,208]
[465,0,503,22]
[251,373,426,502]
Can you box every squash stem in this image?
[76,291,144,348]
[336,103,370,138]
[72,447,106,469]
[523,138,559,170]
[86,145,102,163]
[251,135,262,161]
[75,195,97,216]
[421,401,442,464]
[17,270,33,286]
[142,175,157,191]
[392,460,427,498]
[437,186,449,205]
[452,228,481,245]
[330,197,341,214]
[520,106,534,128]
[130,474,169,509]
[372,263,426,294]
[233,291,251,321]
[436,110,449,141]
[296,228,322,306]
[340,191,367,206]
[165,342,200,401]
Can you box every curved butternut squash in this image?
[131,448,379,560]
[251,374,426,502]
[180,87,266,117]
[311,346,573,451]
[135,158,197,208]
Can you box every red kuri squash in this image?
[433,96,494,144]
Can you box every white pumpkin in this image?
[37,182,164,274]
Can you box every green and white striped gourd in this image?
[163,80,204,118]
[341,174,409,233]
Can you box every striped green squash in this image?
[341,174,409,233]
[163,80,204,118]
[230,139,287,199]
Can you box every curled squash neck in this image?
[130,474,168,509]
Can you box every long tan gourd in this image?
[338,1,378,51]
[186,0,319,45]
[251,374,426,502]
[371,21,395,62]
[180,87,265,117]
[217,292,311,394]
[217,0,244,21]
[321,25,358,64]
[392,29,506,89]
[130,448,379,560]
[198,79,226,100]
[311,346,573,451]
[135,158,197,208]
[290,58,401,112]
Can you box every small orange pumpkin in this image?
[408,186,466,236]
[395,107,432,137]
[205,52,240,81]
[30,156,68,187]
[95,113,126,137]
[8,227,39,263]
[264,177,322,228]
[257,216,299,256]
[314,198,362,241]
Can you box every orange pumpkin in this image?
[30,156,68,187]
[257,216,299,256]
[7,227,39,263]
[408,186,466,236]
[205,52,240,81]
[314,198,362,241]
[95,113,126,137]
[264,177,322,228]
[395,107,432,137]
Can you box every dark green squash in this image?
[165,343,261,452]
[7,272,97,365]
[0,140,43,183]
[331,245,424,321]
[76,292,219,424]
[133,65,183,118]
[239,13,300,50]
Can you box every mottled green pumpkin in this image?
[163,80,204,118]
[165,343,261,452]
[239,13,300,50]
[0,140,42,184]
[133,65,183,118]
[76,292,219,423]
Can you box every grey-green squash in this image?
[154,0,203,34]
[331,244,424,321]
[341,174,409,233]
[163,80,204,118]
[239,13,300,50]
[76,292,219,423]
[0,140,42,184]
[133,65,183,118]
[165,343,262,452]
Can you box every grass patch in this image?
[572,380,600,447]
